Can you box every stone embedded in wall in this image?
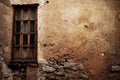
[111,65,120,72]
[38,54,90,80]
[63,62,77,68]
[0,46,23,80]
[13,74,21,80]
[42,66,56,73]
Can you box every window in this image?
[12,5,38,62]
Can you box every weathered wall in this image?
[38,0,120,79]
[0,0,120,80]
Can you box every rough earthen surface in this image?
[0,0,120,80]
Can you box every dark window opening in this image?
[12,5,38,62]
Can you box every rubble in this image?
[38,54,90,80]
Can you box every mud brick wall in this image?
[0,0,120,80]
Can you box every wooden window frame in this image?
[11,4,38,63]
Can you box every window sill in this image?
[9,60,38,68]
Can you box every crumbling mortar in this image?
[37,54,90,80]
